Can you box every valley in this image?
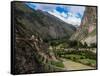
[13,2,97,74]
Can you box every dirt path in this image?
[62,59,95,70]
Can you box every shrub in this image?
[73,57,77,61]
[50,61,64,68]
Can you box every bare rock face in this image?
[70,7,97,45]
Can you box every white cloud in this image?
[27,3,84,26]
[65,12,81,26]
[48,9,66,21]
[68,6,85,16]
[48,9,81,26]
[31,3,63,11]
[61,12,68,18]
[66,15,81,26]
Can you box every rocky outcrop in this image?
[70,6,97,45]
[15,35,66,74]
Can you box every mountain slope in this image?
[70,7,97,45]
[13,2,76,74]
[14,2,76,41]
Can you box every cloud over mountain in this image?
[26,3,85,26]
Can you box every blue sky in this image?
[26,3,85,26]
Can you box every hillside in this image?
[13,2,76,74]
[70,7,97,46]
[14,2,76,41]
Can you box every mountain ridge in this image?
[15,2,76,40]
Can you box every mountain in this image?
[12,2,97,74]
[70,7,97,46]
[13,2,77,74]
[14,2,76,41]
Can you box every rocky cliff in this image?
[70,6,97,46]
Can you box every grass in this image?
[47,38,97,68]
[60,54,96,67]
[50,60,64,68]
[56,50,96,60]
[78,59,96,67]
[61,54,80,60]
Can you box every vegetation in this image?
[50,60,64,68]
[78,59,96,67]
[46,37,97,67]
[55,50,96,67]
[14,3,97,74]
